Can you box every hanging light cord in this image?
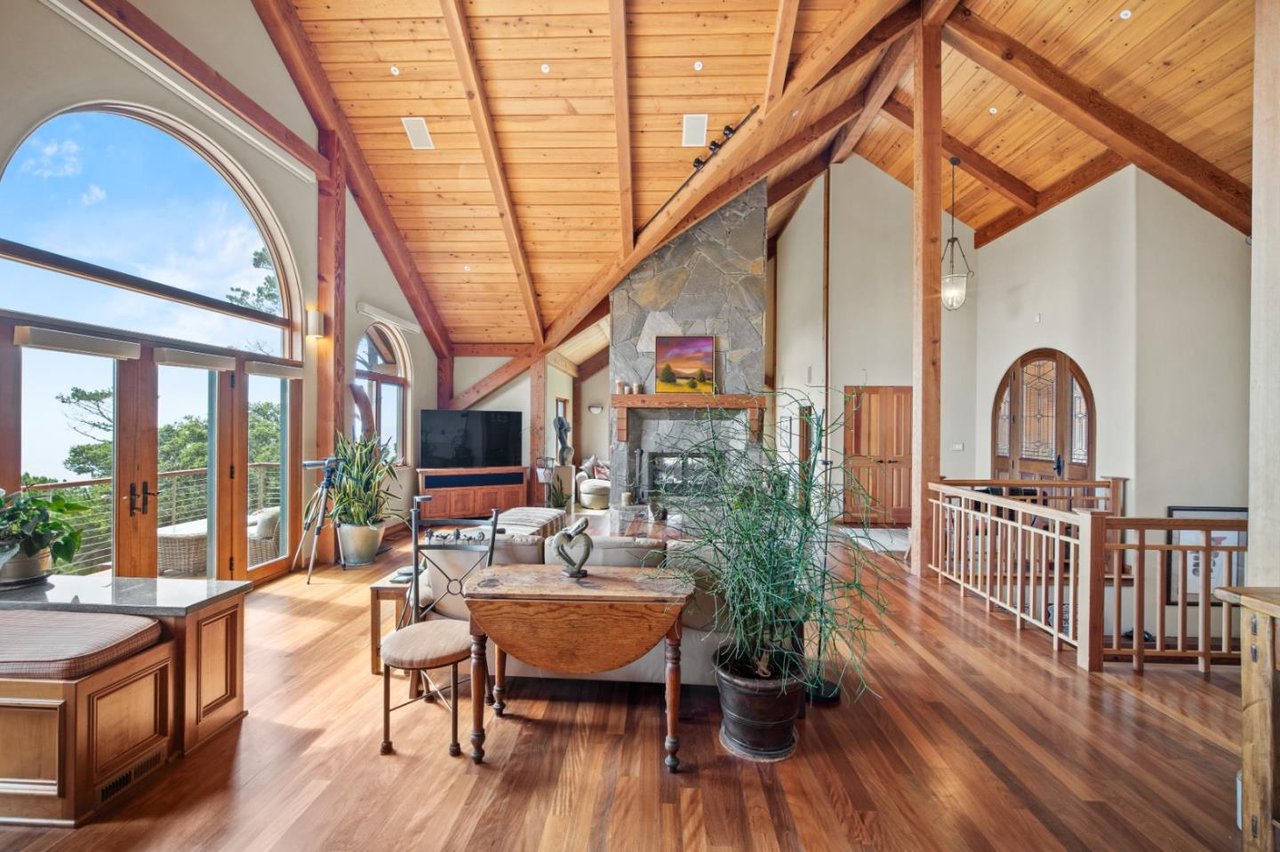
[945,156,970,273]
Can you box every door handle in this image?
[1054,454,1064,477]
[128,482,140,517]
[141,481,160,515]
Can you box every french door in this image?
[2,317,301,582]
[992,349,1095,481]
[843,386,912,525]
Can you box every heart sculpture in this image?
[552,518,593,579]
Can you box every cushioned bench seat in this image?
[495,507,566,538]
[0,609,162,679]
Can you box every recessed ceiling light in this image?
[401,116,434,150]
[389,65,400,76]
[463,264,472,272]
[791,109,800,118]
[1119,8,1133,19]
[693,60,704,71]
[681,113,708,147]
[988,106,999,115]
[540,63,551,74]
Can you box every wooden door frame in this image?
[991,348,1096,480]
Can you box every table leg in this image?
[1242,611,1276,851]
[470,627,488,764]
[370,589,381,675]
[664,621,682,773]
[493,647,507,717]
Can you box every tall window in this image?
[352,324,408,461]
[991,349,1095,481]
[0,108,300,581]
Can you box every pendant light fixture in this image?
[941,156,972,311]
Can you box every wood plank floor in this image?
[1,545,1243,851]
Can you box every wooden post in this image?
[1106,476,1127,516]
[1075,509,1108,671]
[315,129,345,563]
[529,357,546,505]
[1250,0,1280,585]
[0,318,19,492]
[571,375,583,467]
[909,23,942,575]
[437,355,454,410]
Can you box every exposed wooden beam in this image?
[831,35,914,164]
[578,345,610,381]
[252,0,451,357]
[944,10,1250,234]
[674,91,865,237]
[546,351,579,379]
[974,151,1126,248]
[767,145,833,206]
[452,343,531,357]
[566,298,611,341]
[439,0,543,346]
[910,21,943,576]
[455,0,903,410]
[78,0,328,178]
[764,0,801,113]
[608,0,634,253]
[881,98,1038,213]
[436,355,454,409]
[814,1,920,91]
[922,0,964,27]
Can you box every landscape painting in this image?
[656,335,715,394]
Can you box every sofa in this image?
[420,529,723,686]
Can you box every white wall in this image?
[453,357,531,466]
[775,160,978,478]
[578,369,611,463]
[545,362,573,460]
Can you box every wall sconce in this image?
[305,308,326,338]
[587,404,603,415]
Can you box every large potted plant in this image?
[329,432,401,566]
[0,489,88,581]
[659,394,885,761]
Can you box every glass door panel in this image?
[19,349,117,576]
[155,365,217,577]
[246,374,289,571]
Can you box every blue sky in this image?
[0,111,284,480]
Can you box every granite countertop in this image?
[0,573,252,616]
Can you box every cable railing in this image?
[22,462,281,575]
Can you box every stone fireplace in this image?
[608,181,767,504]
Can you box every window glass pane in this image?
[19,349,116,576]
[0,259,283,355]
[380,382,403,460]
[995,386,1011,457]
[1071,376,1089,465]
[357,326,399,375]
[0,112,284,318]
[247,375,289,569]
[1020,359,1056,461]
[155,366,217,577]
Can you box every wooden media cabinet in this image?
[416,466,527,519]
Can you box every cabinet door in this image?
[447,490,476,517]
[500,485,525,512]
[473,487,501,517]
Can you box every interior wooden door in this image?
[991,349,1095,482]
[844,386,912,525]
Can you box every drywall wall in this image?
[973,168,1139,493]
[775,160,978,478]
[1133,171,1251,514]
[453,357,531,466]
[578,369,611,464]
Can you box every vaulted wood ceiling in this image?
[279,0,1253,353]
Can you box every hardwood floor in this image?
[1,545,1242,851]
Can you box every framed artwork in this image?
[655,335,715,394]
[1163,506,1248,606]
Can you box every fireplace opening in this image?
[645,452,708,498]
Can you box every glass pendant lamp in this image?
[941,156,972,311]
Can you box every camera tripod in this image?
[291,458,345,584]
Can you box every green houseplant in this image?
[0,489,88,581]
[329,432,401,566]
[659,392,885,760]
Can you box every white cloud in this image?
[19,138,82,178]
[80,184,106,206]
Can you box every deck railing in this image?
[23,462,280,575]
[929,479,1246,672]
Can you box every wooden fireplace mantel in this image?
[610,393,767,442]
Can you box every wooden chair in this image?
[379,498,499,757]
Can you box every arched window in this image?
[351,323,409,461]
[991,349,1095,480]
[0,107,301,582]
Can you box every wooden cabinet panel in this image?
[415,467,528,520]
[844,387,912,525]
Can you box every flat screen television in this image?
[419,409,522,469]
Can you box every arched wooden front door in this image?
[991,349,1095,481]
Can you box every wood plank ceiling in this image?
[286,0,1253,351]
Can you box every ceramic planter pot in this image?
[713,647,805,761]
[337,522,385,566]
[0,548,52,582]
